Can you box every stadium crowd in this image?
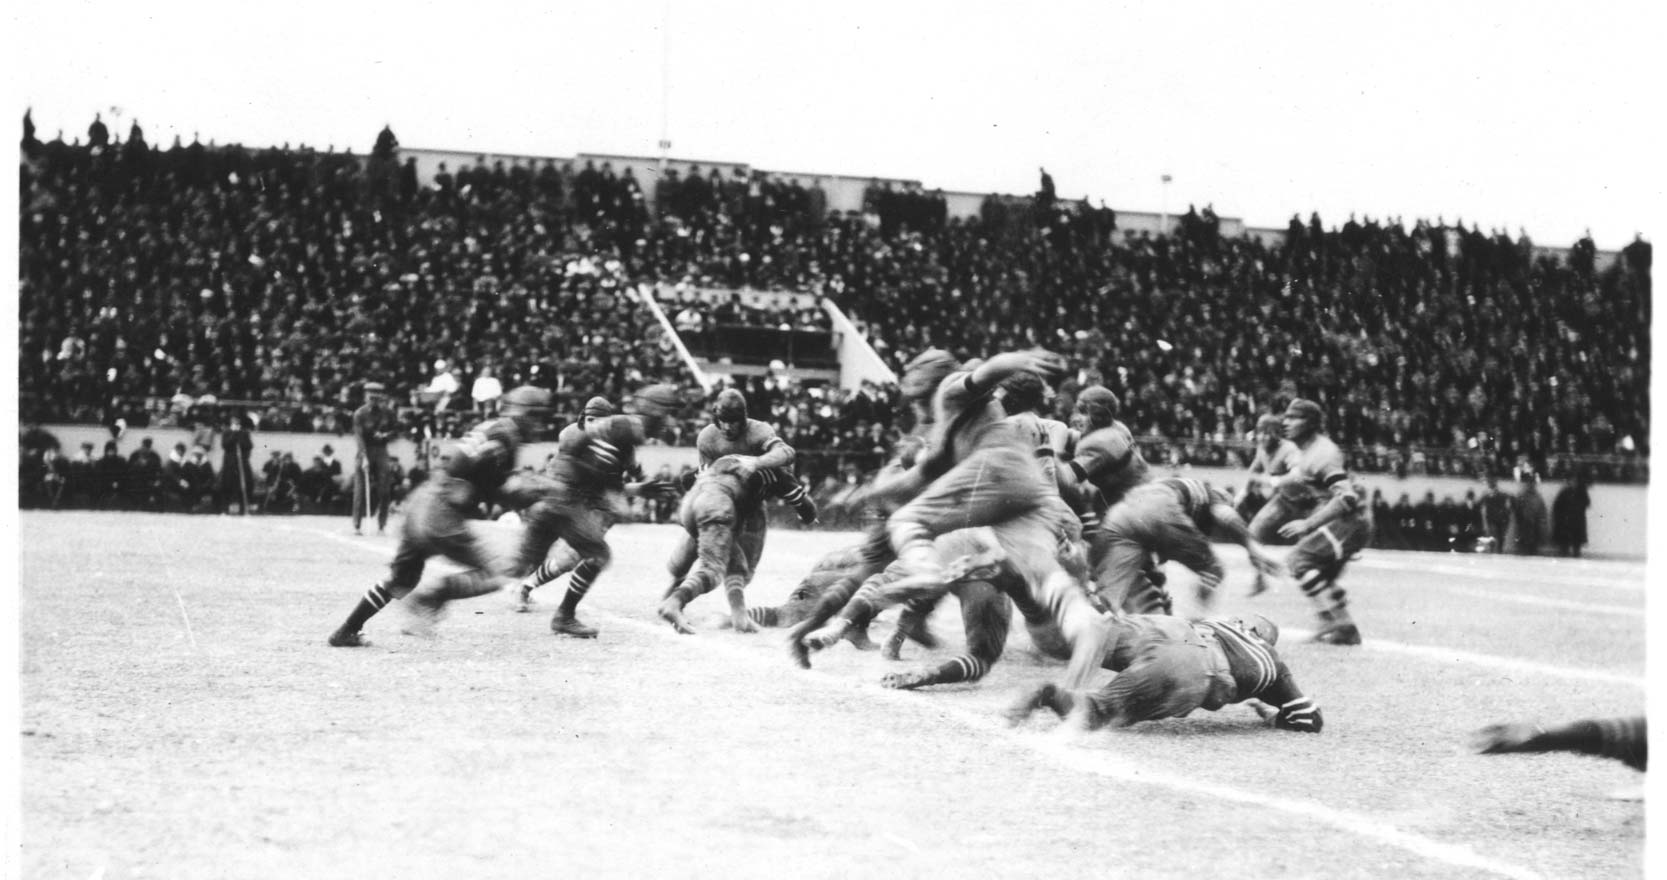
[17,114,1652,501]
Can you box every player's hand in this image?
[827,485,868,514]
[1470,722,1542,755]
[632,479,678,498]
[1277,518,1310,540]
[1018,349,1069,378]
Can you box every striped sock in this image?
[522,558,563,591]
[936,654,990,684]
[559,558,606,616]
[339,582,394,633]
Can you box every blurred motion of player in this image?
[694,388,807,570]
[1472,716,1646,772]
[1095,477,1281,615]
[802,348,1112,690]
[657,454,791,634]
[1005,612,1323,734]
[1246,399,1373,645]
[1233,413,1298,531]
[513,396,658,613]
[509,386,680,638]
[326,386,553,647]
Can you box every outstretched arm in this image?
[964,350,1069,398]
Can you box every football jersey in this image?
[1161,477,1233,530]
[1194,618,1286,699]
[1246,440,1298,489]
[444,416,522,496]
[552,414,647,494]
[1072,420,1151,508]
[697,419,790,468]
[1005,411,1071,483]
[1272,434,1352,514]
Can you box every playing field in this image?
[18,511,1649,879]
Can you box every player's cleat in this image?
[1312,622,1362,646]
[657,599,696,635]
[844,623,877,651]
[880,669,933,690]
[550,612,599,639]
[353,526,363,536]
[893,614,939,651]
[802,619,851,652]
[512,584,535,613]
[787,637,812,670]
[327,629,371,648]
[1248,572,1269,597]
[400,596,445,638]
[1004,683,1064,726]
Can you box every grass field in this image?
[18,511,1651,879]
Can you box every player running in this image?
[1095,476,1281,614]
[1246,398,1374,645]
[326,386,553,647]
[512,395,660,613]
[1233,413,1298,527]
[507,386,681,638]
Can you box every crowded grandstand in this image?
[17,113,1651,521]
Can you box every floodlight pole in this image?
[658,0,671,177]
[1160,173,1172,236]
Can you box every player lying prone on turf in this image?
[1005,612,1323,733]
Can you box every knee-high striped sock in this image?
[521,557,566,592]
[337,582,395,634]
[933,654,991,684]
[669,566,718,610]
[1294,567,1349,622]
[724,575,748,612]
[747,605,780,627]
[559,558,607,616]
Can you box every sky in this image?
[10,1,1664,248]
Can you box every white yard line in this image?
[1443,586,1643,619]
[290,522,1551,880]
[1351,556,1644,592]
[1283,627,1642,688]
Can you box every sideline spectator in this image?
[1477,475,1514,554]
[1512,473,1549,555]
[220,412,256,514]
[126,436,165,511]
[1551,472,1592,558]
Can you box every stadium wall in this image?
[34,424,1646,559]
